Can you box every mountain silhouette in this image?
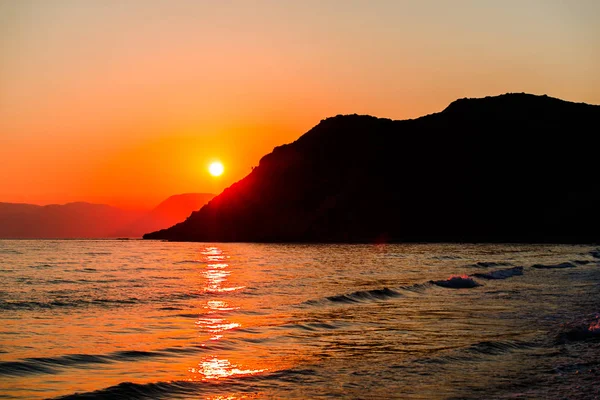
[0,193,214,239]
[0,202,144,239]
[144,93,600,243]
[115,193,215,237]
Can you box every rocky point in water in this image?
[144,93,600,243]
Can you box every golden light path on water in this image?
[190,246,266,382]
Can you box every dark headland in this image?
[144,93,600,243]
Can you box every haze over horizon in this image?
[1,0,599,209]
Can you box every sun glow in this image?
[209,161,224,177]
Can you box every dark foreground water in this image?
[1,240,600,399]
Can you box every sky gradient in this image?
[1,0,599,209]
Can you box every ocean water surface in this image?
[1,240,600,399]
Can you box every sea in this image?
[1,240,599,399]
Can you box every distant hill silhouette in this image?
[115,193,215,238]
[0,193,214,239]
[0,202,144,239]
[144,93,600,243]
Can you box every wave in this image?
[28,263,55,269]
[431,275,481,289]
[305,287,403,305]
[15,277,36,285]
[591,250,600,259]
[0,346,206,377]
[304,277,484,307]
[0,360,58,376]
[174,313,200,319]
[398,282,433,293]
[0,298,140,311]
[409,338,539,366]
[53,380,198,399]
[0,249,22,254]
[465,339,537,356]
[158,306,183,311]
[76,268,98,272]
[531,262,577,269]
[472,261,513,268]
[173,260,205,265]
[52,367,312,399]
[573,260,592,265]
[472,266,524,280]
[166,291,206,301]
[0,301,72,311]
[0,355,110,377]
[430,255,463,260]
[47,279,79,284]
[283,321,341,332]
[91,298,139,304]
[302,256,580,308]
[328,287,402,303]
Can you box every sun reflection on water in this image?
[205,286,246,293]
[204,269,230,285]
[190,246,268,382]
[189,357,266,380]
[208,263,229,268]
[201,247,223,256]
[195,318,241,340]
[205,300,239,312]
[202,249,245,293]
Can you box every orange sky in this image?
[1,1,599,209]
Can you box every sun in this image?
[208,161,224,177]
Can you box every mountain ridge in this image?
[115,193,215,238]
[0,202,144,239]
[137,93,596,243]
[0,193,214,239]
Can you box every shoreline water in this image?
[1,240,599,399]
